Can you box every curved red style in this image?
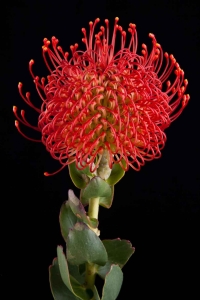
[14,17,190,175]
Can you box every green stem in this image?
[88,197,99,220]
[85,197,100,293]
[85,262,97,289]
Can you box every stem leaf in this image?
[68,162,92,189]
[57,246,93,300]
[97,239,135,279]
[68,190,98,229]
[67,222,108,266]
[106,163,125,186]
[49,258,80,300]
[101,265,123,300]
[80,177,114,208]
[59,201,78,242]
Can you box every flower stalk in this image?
[85,154,108,293]
[88,197,100,221]
[85,197,99,294]
[85,263,97,292]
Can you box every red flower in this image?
[14,17,189,175]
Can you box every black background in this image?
[2,0,200,299]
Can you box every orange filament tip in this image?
[15,120,19,126]
[42,46,48,51]
[89,21,93,26]
[149,33,155,38]
[13,106,17,112]
[96,18,100,22]
[29,59,34,65]
[105,19,109,24]
[44,172,49,176]
[18,82,22,87]
[115,17,119,21]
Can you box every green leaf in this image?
[68,262,85,285]
[101,265,123,300]
[93,286,100,300]
[57,246,93,300]
[97,239,135,279]
[49,258,79,300]
[68,162,92,189]
[80,177,114,208]
[106,163,125,185]
[77,163,94,177]
[67,222,108,266]
[79,264,86,275]
[59,201,78,242]
[68,190,98,229]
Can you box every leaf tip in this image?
[68,189,79,206]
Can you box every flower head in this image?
[14,17,189,175]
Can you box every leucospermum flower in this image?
[14,17,190,175]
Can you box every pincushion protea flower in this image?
[14,17,190,175]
